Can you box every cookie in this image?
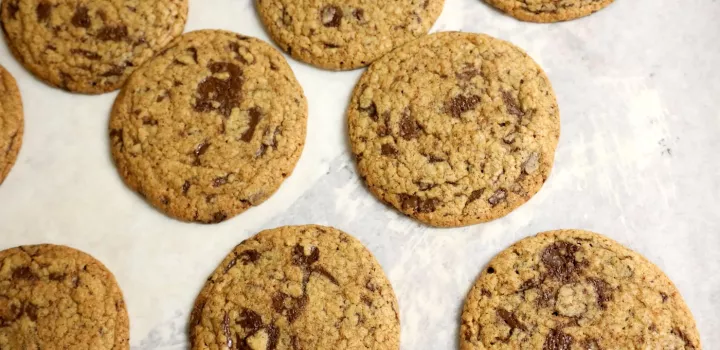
[484,0,615,23]
[110,30,308,223]
[1,0,188,94]
[190,225,400,350]
[0,244,129,349]
[0,65,23,185]
[348,32,560,227]
[256,0,445,70]
[460,229,702,349]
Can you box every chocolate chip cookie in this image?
[256,0,445,70]
[461,229,701,349]
[0,244,129,349]
[110,30,307,223]
[0,0,188,94]
[0,65,23,185]
[348,32,560,227]
[484,0,615,23]
[190,225,400,350]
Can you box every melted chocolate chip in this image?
[96,25,128,41]
[587,277,613,309]
[399,109,420,140]
[497,309,526,332]
[237,309,263,332]
[399,194,439,213]
[321,6,343,27]
[194,62,244,117]
[541,241,587,283]
[36,2,52,21]
[71,48,101,60]
[71,7,91,28]
[487,189,507,206]
[292,245,319,266]
[100,65,126,77]
[267,324,280,350]
[468,189,485,203]
[312,266,339,286]
[241,107,262,142]
[12,267,36,280]
[272,292,307,323]
[359,101,378,121]
[445,95,481,118]
[502,91,525,117]
[222,312,232,348]
[238,250,261,265]
[381,144,398,156]
[544,329,574,350]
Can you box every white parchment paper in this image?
[1,0,718,348]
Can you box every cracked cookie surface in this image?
[256,0,444,70]
[484,0,615,23]
[1,0,187,94]
[0,244,129,349]
[110,30,308,223]
[348,32,560,227]
[461,230,701,350]
[0,65,23,185]
[190,225,400,350]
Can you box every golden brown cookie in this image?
[110,30,308,223]
[0,244,129,349]
[484,0,615,23]
[0,0,188,94]
[461,229,701,349]
[256,0,445,70]
[348,32,560,227]
[190,225,400,350]
[0,65,23,185]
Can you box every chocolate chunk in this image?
[210,212,227,223]
[543,329,574,350]
[456,67,480,81]
[238,250,260,265]
[36,2,52,21]
[672,328,697,349]
[445,95,481,118]
[194,141,210,158]
[523,152,540,174]
[194,62,244,117]
[267,324,280,350]
[72,7,91,28]
[312,266,339,286]
[7,1,19,19]
[272,292,308,323]
[23,303,38,321]
[399,194,439,213]
[324,42,341,49]
[502,91,525,117]
[487,189,507,206]
[292,245,319,266]
[587,277,613,309]
[237,309,263,332]
[12,267,36,280]
[100,65,126,77]
[321,6,343,27]
[399,109,420,140]
[71,48,101,60]
[497,309,526,332]
[97,25,128,41]
[213,175,229,187]
[359,101,378,121]
[541,241,586,283]
[381,144,398,156]
[241,107,262,142]
[468,189,485,203]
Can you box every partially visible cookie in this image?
[348,32,560,227]
[0,244,129,349]
[110,30,307,223]
[190,225,400,350]
[0,65,23,185]
[461,229,702,349]
[484,0,615,22]
[256,0,445,70]
[1,0,188,94]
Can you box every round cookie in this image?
[0,65,23,185]
[190,225,400,350]
[348,32,560,227]
[110,30,308,223]
[0,0,188,94]
[460,230,701,349]
[256,0,445,70]
[484,0,615,23]
[0,244,129,349]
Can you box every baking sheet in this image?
[1,0,719,348]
